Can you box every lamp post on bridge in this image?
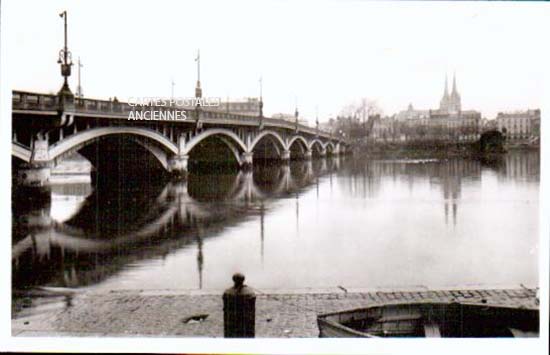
[76,57,83,100]
[315,105,319,137]
[57,11,74,109]
[294,98,299,133]
[195,49,202,99]
[171,78,175,103]
[194,49,202,129]
[258,76,264,129]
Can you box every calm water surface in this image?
[12,152,539,309]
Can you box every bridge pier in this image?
[17,136,52,187]
[241,152,254,169]
[281,150,290,163]
[304,149,312,160]
[168,154,189,179]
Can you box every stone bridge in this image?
[11,91,349,186]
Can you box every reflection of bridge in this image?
[12,160,340,289]
[12,91,348,186]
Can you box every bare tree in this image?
[334,98,384,141]
[339,98,383,121]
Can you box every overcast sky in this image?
[4,0,549,123]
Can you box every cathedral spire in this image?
[440,73,450,112]
[452,71,457,95]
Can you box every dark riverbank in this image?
[356,141,480,159]
[354,140,537,160]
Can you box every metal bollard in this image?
[223,273,256,338]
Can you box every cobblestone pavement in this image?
[12,288,538,337]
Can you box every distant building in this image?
[395,103,430,122]
[369,115,398,142]
[496,109,540,141]
[213,98,261,116]
[427,108,481,142]
[483,118,498,131]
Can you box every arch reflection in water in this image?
[12,159,338,294]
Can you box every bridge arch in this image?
[287,135,309,152]
[218,136,244,165]
[309,139,325,153]
[49,127,178,162]
[324,141,335,154]
[183,128,247,156]
[131,138,171,170]
[249,130,287,152]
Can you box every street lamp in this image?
[171,78,175,103]
[194,49,202,128]
[294,98,299,133]
[315,105,319,136]
[57,11,73,97]
[195,49,202,101]
[76,57,83,99]
[259,76,264,119]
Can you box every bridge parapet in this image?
[13,91,342,141]
[13,91,58,111]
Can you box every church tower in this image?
[449,72,461,113]
[439,73,461,113]
[439,75,450,112]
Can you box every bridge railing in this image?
[12,91,58,111]
[13,91,341,140]
[75,98,134,114]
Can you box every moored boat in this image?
[317,302,538,338]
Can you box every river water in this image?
[12,151,539,314]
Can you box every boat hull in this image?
[317,302,539,338]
